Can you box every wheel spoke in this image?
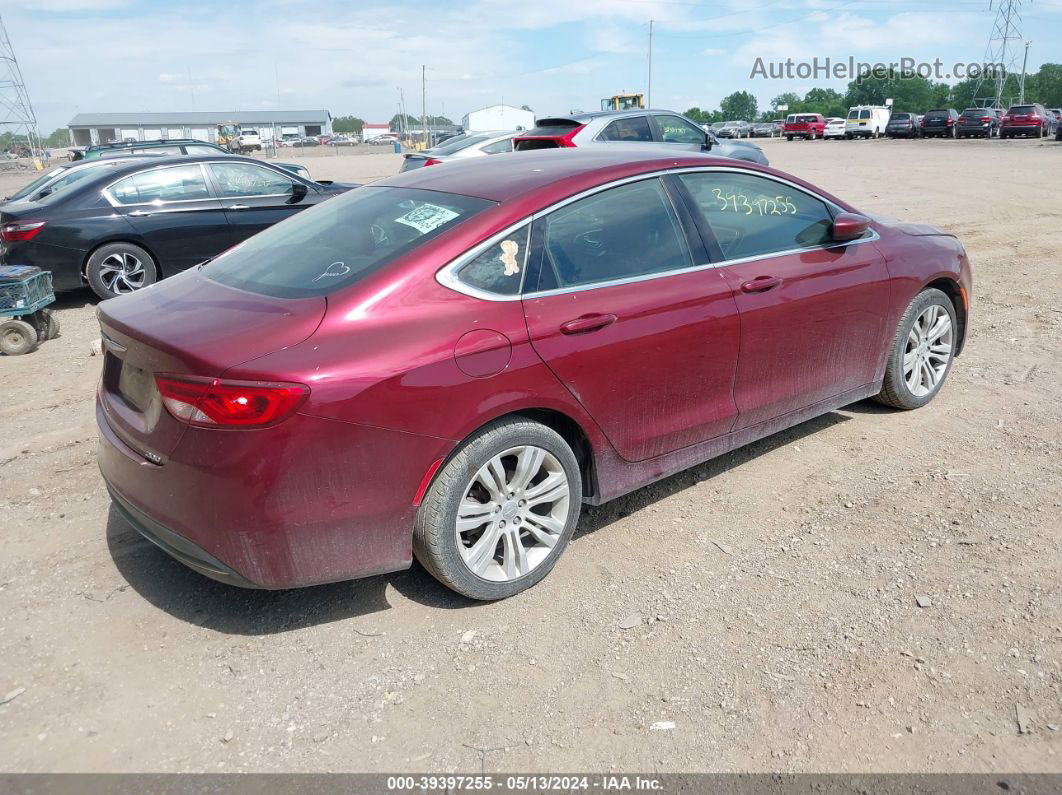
[903,349,919,374]
[522,513,562,546]
[510,446,545,492]
[474,460,506,502]
[501,529,528,579]
[926,314,951,343]
[524,472,569,507]
[462,524,502,575]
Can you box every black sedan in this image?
[0,155,353,299]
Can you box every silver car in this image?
[512,110,768,165]
[400,131,519,172]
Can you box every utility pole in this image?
[0,14,42,157]
[1019,40,1031,103]
[971,0,1026,109]
[421,65,427,150]
[647,19,653,108]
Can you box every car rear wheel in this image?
[86,243,159,300]
[413,418,582,600]
[875,288,957,410]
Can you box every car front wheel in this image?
[875,288,957,410]
[86,242,159,300]
[413,418,582,600]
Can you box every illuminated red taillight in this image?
[946,117,954,125]
[155,375,309,428]
[558,124,586,147]
[0,220,46,242]
[422,157,442,167]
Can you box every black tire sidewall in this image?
[86,243,158,300]
[414,419,583,601]
[882,288,957,409]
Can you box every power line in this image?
[970,0,1027,108]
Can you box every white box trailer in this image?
[845,106,891,138]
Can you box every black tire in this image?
[0,319,38,355]
[786,135,793,141]
[41,308,60,340]
[874,288,957,410]
[413,417,583,600]
[85,242,158,300]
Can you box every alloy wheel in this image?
[98,252,147,294]
[903,304,953,397]
[455,445,570,582]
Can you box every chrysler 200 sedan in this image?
[96,148,972,600]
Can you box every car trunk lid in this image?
[96,269,326,464]
[512,119,585,151]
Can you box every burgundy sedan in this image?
[96,148,972,600]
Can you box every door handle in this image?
[128,210,152,217]
[227,204,250,210]
[560,313,617,335]
[740,276,781,293]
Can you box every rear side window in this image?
[431,134,491,155]
[108,165,211,204]
[859,110,871,119]
[203,186,493,298]
[480,138,513,154]
[455,224,530,296]
[598,116,653,142]
[679,172,835,261]
[533,179,691,290]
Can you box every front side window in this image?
[203,186,493,298]
[656,115,706,144]
[108,165,211,205]
[208,163,295,198]
[534,178,691,290]
[679,172,835,261]
[455,224,530,296]
[598,116,653,142]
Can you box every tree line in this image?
[686,63,1062,123]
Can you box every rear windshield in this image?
[796,115,818,123]
[1008,105,1035,114]
[925,110,949,118]
[202,186,494,298]
[242,130,258,135]
[430,134,491,155]
[890,113,910,120]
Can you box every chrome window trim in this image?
[435,220,532,302]
[102,162,213,208]
[435,166,879,301]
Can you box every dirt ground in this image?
[0,137,1059,774]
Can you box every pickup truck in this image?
[783,113,826,140]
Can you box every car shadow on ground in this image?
[51,288,96,310]
[107,409,855,632]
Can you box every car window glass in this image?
[203,186,493,298]
[656,115,706,144]
[538,178,691,289]
[455,224,530,296]
[208,163,294,197]
[431,134,491,155]
[598,116,653,142]
[108,165,211,205]
[679,172,835,261]
[184,145,223,154]
[480,138,513,154]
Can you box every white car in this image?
[232,130,262,153]
[824,117,847,139]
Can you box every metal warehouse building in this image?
[66,110,333,147]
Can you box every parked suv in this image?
[921,109,960,138]
[1000,103,1055,138]
[957,108,1000,138]
[511,110,769,165]
[716,120,751,139]
[783,113,826,140]
[232,129,262,153]
[885,112,920,138]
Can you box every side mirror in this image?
[703,133,713,152]
[831,212,871,241]
[290,181,309,202]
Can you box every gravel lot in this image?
[0,137,1059,773]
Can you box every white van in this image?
[845,106,891,138]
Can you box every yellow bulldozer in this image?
[600,92,645,112]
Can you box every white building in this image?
[66,110,332,147]
[361,123,394,141]
[461,104,535,132]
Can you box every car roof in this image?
[376,146,764,203]
[43,154,296,190]
[535,109,687,124]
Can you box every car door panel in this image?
[521,177,741,462]
[107,163,231,272]
[205,162,319,246]
[675,170,890,429]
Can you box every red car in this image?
[783,113,826,140]
[96,149,972,600]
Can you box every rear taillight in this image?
[422,158,441,167]
[1028,115,1040,121]
[946,117,954,125]
[558,124,585,147]
[920,119,926,127]
[0,220,46,242]
[981,116,991,122]
[155,375,309,428]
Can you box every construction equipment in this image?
[0,265,58,355]
[216,122,241,152]
[600,92,645,112]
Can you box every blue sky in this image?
[7,0,1062,132]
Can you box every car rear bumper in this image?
[1001,125,1041,135]
[97,396,452,589]
[0,241,84,291]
